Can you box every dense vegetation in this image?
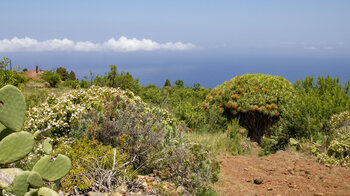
[1,57,349,195]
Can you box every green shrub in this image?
[204,74,296,143]
[317,111,350,166]
[283,76,350,142]
[41,71,61,87]
[0,58,27,88]
[73,92,219,194]
[53,137,132,194]
[60,79,80,89]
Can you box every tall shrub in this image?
[204,74,296,143]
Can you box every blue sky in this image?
[0,0,349,87]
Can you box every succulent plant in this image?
[32,154,72,182]
[0,85,26,132]
[204,74,296,143]
[0,85,71,195]
[0,131,34,164]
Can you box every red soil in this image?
[215,150,350,196]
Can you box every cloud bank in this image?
[0,36,195,52]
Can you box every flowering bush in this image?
[24,86,219,194]
[24,86,156,136]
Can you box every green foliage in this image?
[79,79,90,88]
[55,67,69,81]
[60,86,220,194]
[68,71,76,80]
[175,79,184,87]
[0,57,27,88]
[205,74,296,143]
[284,76,350,141]
[164,79,171,87]
[53,137,131,194]
[139,84,217,131]
[60,79,80,89]
[193,83,201,90]
[41,71,61,88]
[94,65,141,93]
[317,111,350,166]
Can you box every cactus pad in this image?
[24,188,39,196]
[8,171,30,196]
[43,138,53,154]
[0,168,23,188]
[0,131,34,164]
[38,187,59,196]
[0,85,26,131]
[32,154,71,182]
[27,171,44,188]
[0,123,12,140]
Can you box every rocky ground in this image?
[215,150,350,196]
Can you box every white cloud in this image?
[0,36,195,52]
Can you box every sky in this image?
[0,0,349,87]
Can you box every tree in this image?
[193,83,201,90]
[56,67,69,81]
[204,74,296,144]
[106,65,118,87]
[163,79,171,87]
[41,71,61,87]
[175,80,184,87]
[68,71,76,80]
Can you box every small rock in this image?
[276,194,282,196]
[287,168,294,175]
[130,191,143,196]
[253,177,263,184]
[87,192,107,196]
[244,168,249,171]
[314,193,324,196]
[114,184,128,194]
[267,187,273,191]
[112,192,123,196]
[142,182,148,188]
[177,186,186,193]
[288,184,297,188]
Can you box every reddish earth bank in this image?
[215,150,350,196]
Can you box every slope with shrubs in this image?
[24,86,219,195]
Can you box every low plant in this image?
[53,137,132,195]
[317,111,350,166]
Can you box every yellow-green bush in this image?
[53,137,132,194]
[317,111,350,166]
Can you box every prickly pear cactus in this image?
[32,154,72,182]
[0,85,72,195]
[27,171,44,188]
[43,138,53,154]
[38,187,59,196]
[7,171,30,196]
[0,131,34,164]
[0,85,26,132]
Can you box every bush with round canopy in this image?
[204,74,296,144]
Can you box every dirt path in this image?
[214,150,350,196]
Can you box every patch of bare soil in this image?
[215,150,350,196]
